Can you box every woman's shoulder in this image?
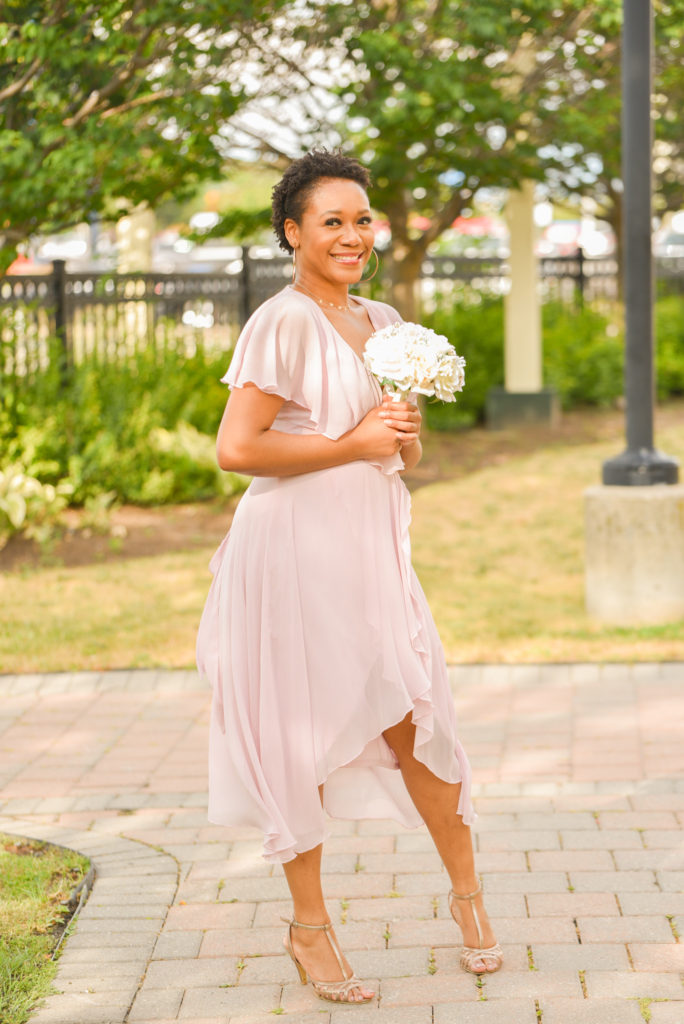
[248,286,317,326]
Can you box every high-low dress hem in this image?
[197,287,475,863]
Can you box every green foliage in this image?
[229,0,684,313]
[422,296,684,428]
[655,296,684,399]
[194,207,273,245]
[0,465,72,548]
[0,1,287,268]
[423,297,504,428]
[0,341,246,545]
[542,301,624,409]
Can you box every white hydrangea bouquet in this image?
[363,321,466,403]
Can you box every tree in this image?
[221,0,684,316]
[0,0,285,270]
[529,0,684,286]
[218,1,603,315]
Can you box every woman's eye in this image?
[323,216,372,226]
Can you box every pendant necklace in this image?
[293,281,355,312]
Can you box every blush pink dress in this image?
[197,285,474,863]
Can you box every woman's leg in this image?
[383,713,499,971]
[280,788,374,1001]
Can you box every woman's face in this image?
[285,177,375,287]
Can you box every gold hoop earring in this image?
[291,248,297,283]
[362,247,379,282]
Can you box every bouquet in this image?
[363,321,466,403]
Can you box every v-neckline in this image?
[288,286,380,370]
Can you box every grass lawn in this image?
[411,421,684,663]
[1,411,683,672]
[0,835,90,1024]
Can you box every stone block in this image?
[540,997,644,1023]
[584,484,684,624]
[128,988,183,1021]
[433,1003,539,1024]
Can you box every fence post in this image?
[52,259,70,388]
[577,245,585,308]
[239,246,251,327]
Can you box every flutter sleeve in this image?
[221,292,318,405]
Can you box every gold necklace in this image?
[293,281,354,312]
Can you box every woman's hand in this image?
[349,394,422,459]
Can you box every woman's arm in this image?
[217,384,420,478]
[399,438,423,472]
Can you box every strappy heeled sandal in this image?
[281,916,374,1003]
[448,882,503,975]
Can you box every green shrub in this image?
[542,300,624,409]
[0,342,245,539]
[423,296,504,429]
[0,464,72,548]
[421,295,681,426]
[655,295,684,399]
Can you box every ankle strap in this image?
[449,882,482,901]
[280,916,332,931]
[281,915,350,982]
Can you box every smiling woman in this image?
[196,149,501,1006]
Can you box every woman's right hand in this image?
[348,399,419,459]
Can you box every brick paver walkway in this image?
[1,664,683,1024]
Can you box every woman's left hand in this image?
[377,394,422,447]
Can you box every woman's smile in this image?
[329,251,365,264]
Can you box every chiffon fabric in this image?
[197,285,474,863]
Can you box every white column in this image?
[116,207,155,272]
[503,180,542,392]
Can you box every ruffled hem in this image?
[199,462,475,864]
[207,688,475,864]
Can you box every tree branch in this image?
[510,8,596,96]
[98,88,176,119]
[62,22,162,127]
[0,57,43,102]
[225,119,295,163]
[426,189,466,243]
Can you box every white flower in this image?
[363,321,465,402]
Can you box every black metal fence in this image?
[1,248,681,384]
[0,251,294,384]
[421,250,623,306]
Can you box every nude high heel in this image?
[448,882,503,975]
[281,916,374,1003]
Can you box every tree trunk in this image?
[385,246,425,320]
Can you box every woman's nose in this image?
[340,222,363,245]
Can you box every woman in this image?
[196,149,502,1005]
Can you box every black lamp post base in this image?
[602,448,679,486]
[485,388,559,430]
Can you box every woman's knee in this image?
[382,712,416,760]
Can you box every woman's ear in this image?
[283,217,299,251]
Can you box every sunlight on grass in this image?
[1,424,683,672]
[0,549,212,672]
[411,423,684,663]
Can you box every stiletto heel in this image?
[448,881,503,975]
[280,916,374,1003]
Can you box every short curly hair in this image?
[271,149,371,254]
